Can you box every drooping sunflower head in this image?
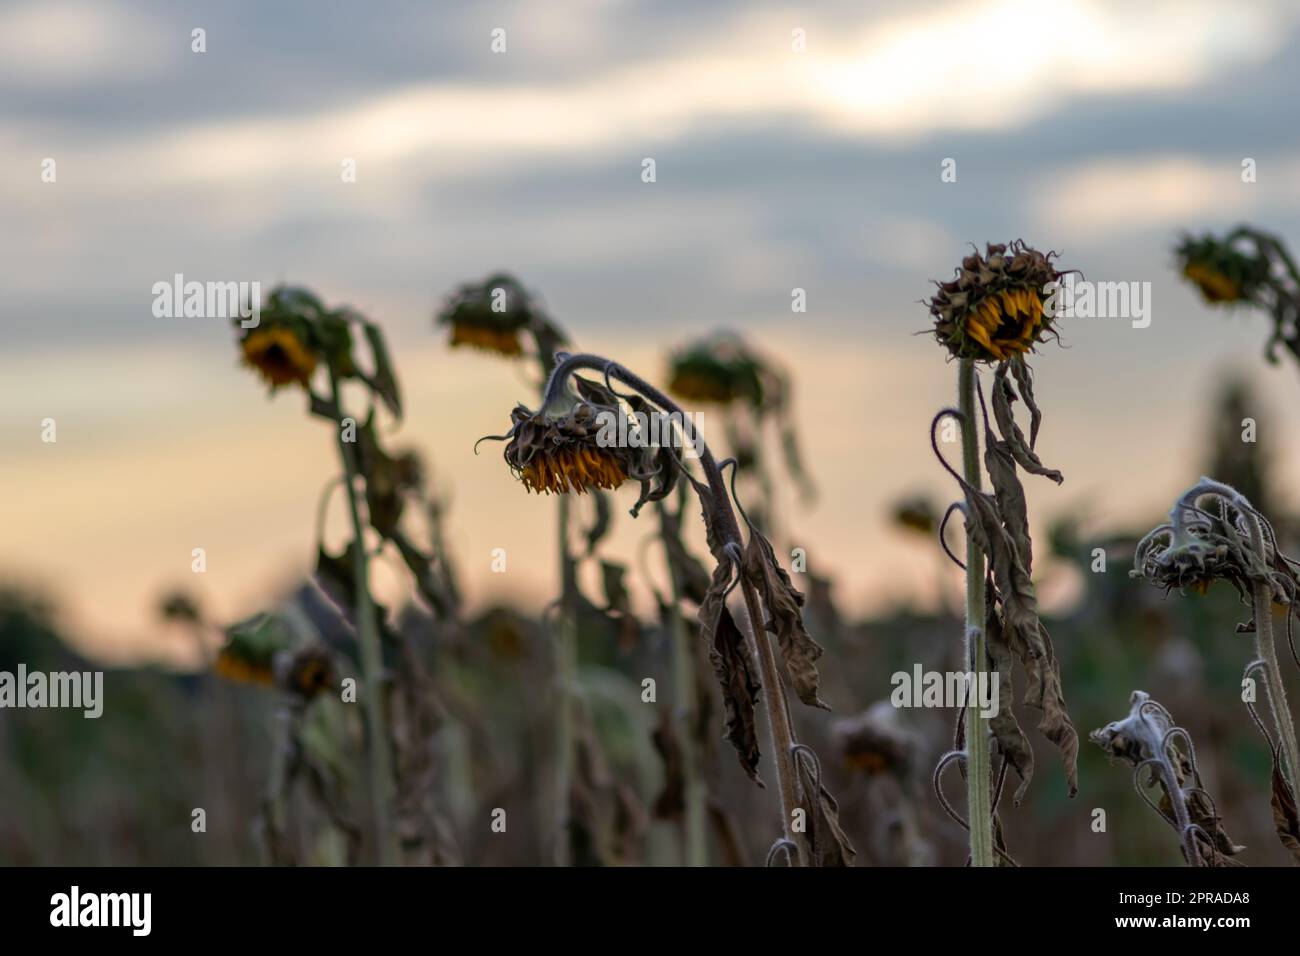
[239,324,318,389]
[667,333,767,408]
[1132,486,1258,602]
[832,702,919,779]
[1175,233,1270,305]
[217,611,336,700]
[502,399,629,495]
[1137,535,1239,598]
[928,241,1066,363]
[234,286,358,392]
[486,376,681,513]
[437,273,562,358]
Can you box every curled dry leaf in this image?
[693,478,763,785]
[741,526,829,710]
[700,567,763,786]
[793,748,856,867]
[991,362,1061,484]
[982,597,1034,804]
[956,453,1079,798]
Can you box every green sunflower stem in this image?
[328,365,397,866]
[554,494,578,866]
[958,358,995,868]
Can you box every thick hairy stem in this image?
[737,573,809,865]
[958,359,994,867]
[1241,510,1300,798]
[543,352,809,864]
[328,366,396,866]
[1252,587,1299,796]
[660,499,708,866]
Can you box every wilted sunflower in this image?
[833,702,919,778]
[487,377,680,511]
[240,325,318,389]
[1131,477,1299,604]
[667,334,766,407]
[503,401,628,495]
[217,611,337,700]
[436,273,563,358]
[1176,233,1271,305]
[1091,691,1243,867]
[928,241,1066,363]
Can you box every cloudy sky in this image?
[5,0,1300,663]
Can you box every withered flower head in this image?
[928,241,1065,363]
[666,331,815,501]
[218,611,336,700]
[1131,477,1298,604]
[436,273,564,358]
[1091,691,1243,866]
[240,324,318,390]
[1176,233,1270,305]
[486,376,681,513]
[833,702,920,778]
[234,286,366,394]
[667,333,767,407]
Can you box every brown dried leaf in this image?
[1008,355,1044,448]
[699,561,763,785]
[961,483,1078,797]
[742,527,829,710]
[983,597,1034,804]
[794,751,856,867]
[992,362,1062,484]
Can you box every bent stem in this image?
[958,359,994,867]
[328,366,397,866]
[544,352,808,865]
[1243,511,1300,799]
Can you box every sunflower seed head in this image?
[928,240,1066,363]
